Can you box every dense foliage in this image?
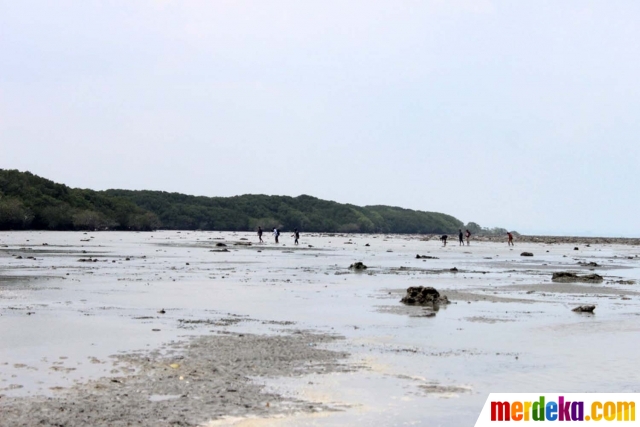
[104,190,464,233]
[0,170,159,231]
[465,221,512,236]
[0,169,466,233]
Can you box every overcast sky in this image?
[1,1,638,236]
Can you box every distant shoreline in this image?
[470,234,640,245]
[0,229,638,245]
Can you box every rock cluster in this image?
[572,305,596,313]
[400,286,450,306]
[349,262,367,270]
[552,272,603,283]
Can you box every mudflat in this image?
[0,231,638,426]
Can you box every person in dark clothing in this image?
[507,232,514,246]
[465,229,471,246]
[458,229,464,246]
[273,228,280,244]
[440,235,448,246]
[257,226,263,243]
[292,228,300,245]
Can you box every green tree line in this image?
[1,169,468,233]
[0,170,160,231]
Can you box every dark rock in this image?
[349,262,367,270]
[574,247,579,250]
[552,272,603,283]
[572,305,595,313]
[520,252,534,257]
[401,286,450,307]
[158,309,166,314]
[365,243,370,247]
[216,243,227,247]
[450,267,458,272]
[416,255,439,259]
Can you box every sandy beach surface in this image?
[0,231,638,426]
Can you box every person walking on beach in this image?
[458,229,464,246]
[292,228,300,245]
[465,229,471,246]
[257,226,263,243]
[273,228,280,244]
[507,232,514,246]
[440,235,448,246]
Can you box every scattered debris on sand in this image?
[520,252,534,257]
[0,332,352,426]
[552,272,604,283]
[608,279,636,285]
[349,262,367,270]
[416,255,439,259]
[578,261,599,267]
[418,383,472,396]
[400,286,450,307]
[572,305,596,313]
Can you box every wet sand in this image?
[0,231,639,426]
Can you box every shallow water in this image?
[1,231,639,426]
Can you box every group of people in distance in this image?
[440,230,514,246]
[257,226,299,245]
[257,226,514,247]
[440,229,472,247]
